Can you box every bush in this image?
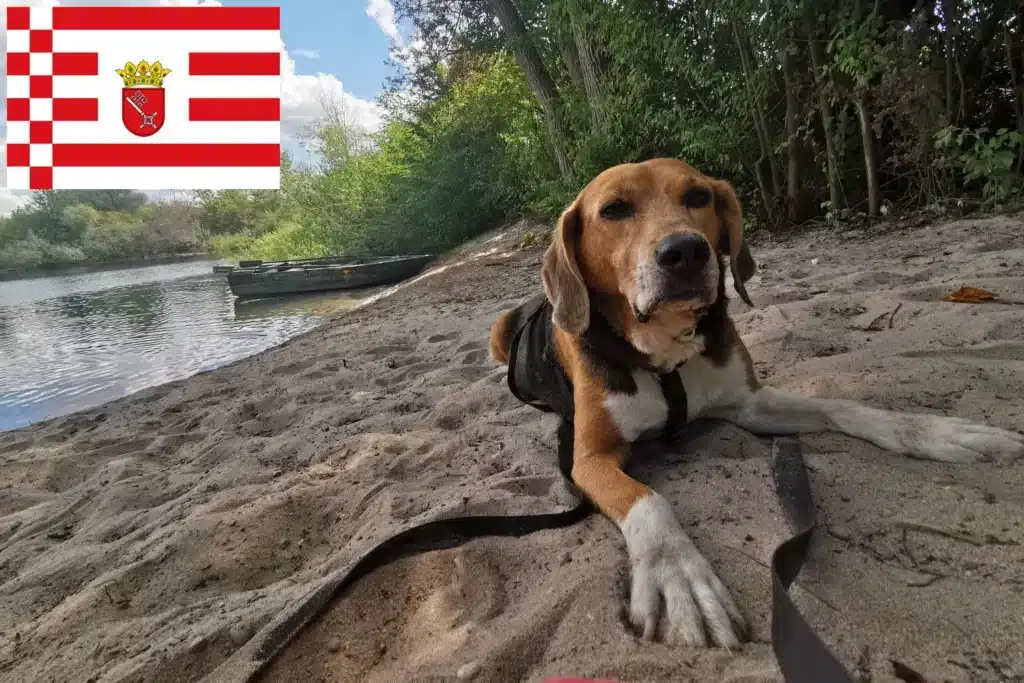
[210,54,556,263]
[79,213,146,259]
[247,221,333,260]
[0,193,206,270]
[935,127,1024,207]
[208,233,256,259]
[0,233,87,270]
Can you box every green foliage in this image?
[215,53,553,262]
[570,0,754,182]
[247,221,332,260]
[518,229,551,250]
[0,191,202,271]
[9,0,1022,273]
[935,127,1024,206]
[0,231,87,269]
[207,233,255,259]
[828,11,886,91]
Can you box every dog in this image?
[488,157,1024,649]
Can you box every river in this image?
[0,259,377,431]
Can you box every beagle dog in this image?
[489,158,1024,648]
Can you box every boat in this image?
[225,253,434,299]
[213,255,346,274]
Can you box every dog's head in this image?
[542,158,755,337]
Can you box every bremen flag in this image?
[4,5,281,191]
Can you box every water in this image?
[0,259,377,432]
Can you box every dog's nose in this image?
[654,233,709,272]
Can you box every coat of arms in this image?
[115,60,171,137]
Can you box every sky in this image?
[0,0,413,216]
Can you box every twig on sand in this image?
[900,526,918,567]
[897,521,983,547]
[717,543,840,612]
[899,528,950,587]
[103,583,130,609]
[888,302,903,328]
[906,574,944,588]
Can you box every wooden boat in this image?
[225,254,434,299]
[214,255,351,274]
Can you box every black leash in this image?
[771,439,857,683]
[226,305,856,683]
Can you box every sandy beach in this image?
[1,214,1023,683]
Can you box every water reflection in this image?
[0,261,377,431]
[232,289,374,322]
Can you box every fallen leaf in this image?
[942,286,996,303]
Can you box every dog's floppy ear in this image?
[542,202,589,334]
[713,179,756,307]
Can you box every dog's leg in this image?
[571,372,746,647]
[683,347,1024,463]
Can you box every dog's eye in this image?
[682,186,712,209]
[600,200,634,220]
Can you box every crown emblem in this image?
[115,60,171,88]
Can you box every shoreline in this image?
[0,251,215,283]
[0,226,530,436]
[1,215,1022,683]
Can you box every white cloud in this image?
[292,48,320,60]
[366,0,402,44]
[0,0,384,212]
[279,48,383,144]
[0,191,30,217]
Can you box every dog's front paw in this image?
[620,493,746,647]
[907,415,1024,463]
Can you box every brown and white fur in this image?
[489,158,1024,648]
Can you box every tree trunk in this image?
[568,0,602,123]
[781,42,804,222]
[854,92,881,217]
[940,0,965,125]
[941,0,956,124]
[1005,22,1024,172]
[733,24,782,200]
[752,157,773,217]
[807,26,842,212]
[485,0,573,180]
[560,42,585,96]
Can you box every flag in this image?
[4,5,281,191]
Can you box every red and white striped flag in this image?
[4,5,281,190]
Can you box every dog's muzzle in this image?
[633,233,716,322]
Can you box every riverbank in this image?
[0,257,380,433]
[0,252,214,283]
[1,215,1023,683]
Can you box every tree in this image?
[806,11,843,212]
[302,92,375,172]
[483,0,573,179]
[829,9,885,217]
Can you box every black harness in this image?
[221,296,857,683]
[505,294,689,478]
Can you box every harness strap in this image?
[659,368,687,430]
[506,295,555,413]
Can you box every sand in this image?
[1,214,1023,683]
